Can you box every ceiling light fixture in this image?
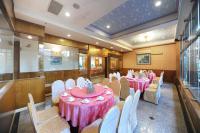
[96,42,99,44]
[155,1,162,7]
[67,34,71,37]
[106,25,111,29]
[0,38,2,43]
[110,46,113,49]
[65,12,71,17]
[27,35,32,39]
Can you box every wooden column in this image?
[13,41,20,79]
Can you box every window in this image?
[39,43,79,71]
[181,1,200,102]
[0,8,14,81]
[20,38,39,72]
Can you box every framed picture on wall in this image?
[51,56,62,65]
[136,53,151,65]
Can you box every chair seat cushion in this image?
[81,119,102,133]
[37,106,59,123]
[38,116,70,133]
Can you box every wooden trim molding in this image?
[175,79,200,133]
[14,19,45,37]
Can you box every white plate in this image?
[62,92,68,96]
[96,96,104,101]
[104,85,109,89]
[81,99,90,104]
[105,90,112,95]
[66,97,75,102]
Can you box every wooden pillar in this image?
[13,41,20,79]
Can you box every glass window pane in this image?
[39,43,78,71]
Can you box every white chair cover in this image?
[118,95,134,133]
[126,71,133,78]
[116,72,121,80]
[77,77,87,88]
[99,106,121,133]
[129,90,141,132]
[109,73,113,82]
[52,80,65,104]
[65,79,75,89]
[113,73,117,77]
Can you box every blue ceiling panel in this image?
[87,0,178,35]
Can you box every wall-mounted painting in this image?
[136,53,151,65]
[51,56,62,65]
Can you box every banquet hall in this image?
[0,0,199,133]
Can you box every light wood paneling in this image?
[123,43,177,70]
[0,77,45,112]
[176,79,200,133]
[14,77,45,108]
[15,19,45,37]
[43,34,89,50]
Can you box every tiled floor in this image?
[16,83,187,133]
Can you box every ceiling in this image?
[13,0,179,52]
[88,0,178,36]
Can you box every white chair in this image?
[118,95,134,133]
[65,79,75,90]
[81,106,121,133]
[28,93,59,123]
[116,72,121,80]
[129,90,141,132]
[27,103,70,133]
[77,77,87,88]
[120,77,131,100]
[113,72,117,78]
[109,73,113,82]
[110,80,121,104]
[144,77,162,104]
[51,80,65,105]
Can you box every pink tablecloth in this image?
[59,84,114,130]
[148,72,156,83]
[127,77,150,92]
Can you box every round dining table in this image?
[126,77,150,92]
[59,84,114,131]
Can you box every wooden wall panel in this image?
[0,81,15,113]
[176,79,200,133]
[14,77,45,108]
[14,19,45,37]
[43,34,88,50]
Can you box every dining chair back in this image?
[110,80,121,97]
[52,80,65,104]
[116,72,121,80]
[111,76,118,81]
[99,106,121,133]
[129,90,141,132]
[65,79,75,90]
[27,102,39,130]
[120,77,130,100]
[77,77,87,88]
[28,93,34,104]
[118,95,134,133]
[109,73,113,82]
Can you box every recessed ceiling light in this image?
[155,1,161,7]
[96,42,99,44]
[65,12,71,17]
[106,25,111,29]
[110,46,113,49]
[67,34,71,37]
[0,38,2,42]
[27,35,32,39]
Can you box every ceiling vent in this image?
[48,0,63,15]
